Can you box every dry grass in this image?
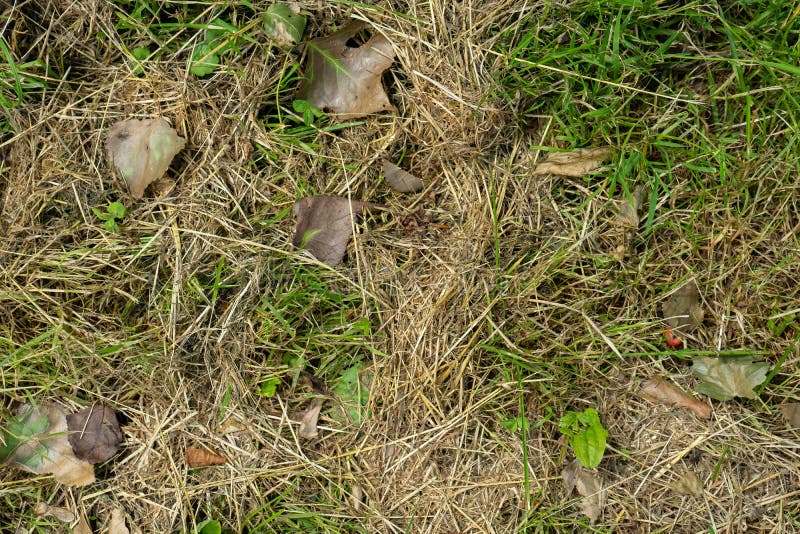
[2,0,800,532]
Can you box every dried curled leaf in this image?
[66,405,123,464]
[107,118,186,198]
[640,377,711,419]
[691,356,769,401]
[532,147,614,177]
[34,502,75,523]
[292,196,368,266]
[298,22,395,119]
[298,398,324,440]
[186,446,226,468]
[562,459,605,524]
[382,159,424,193]
[0,404,95,486]
[662,281,704,335]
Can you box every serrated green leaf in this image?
[263,3,306,45]
[692,356,769,401]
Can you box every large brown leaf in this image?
[298,22,395,119]
[106,117,185,198]
[292,196,367,266]
[66,405,123,464]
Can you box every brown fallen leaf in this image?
[780,403,800,428]
[186,446,226,468]
[106,118,186,198]
[292,196,368,266]
[67,405,123,464]
[671,468,704,498]
[640,377,711,419]
[562,459,605,524]
[532,147,614,177]
[34,502,75,523]
[107,509,129,534]
[298,398,324,440]
[2,404,95,486]
[616,185,646,228]
[298,21,396,119]
[382,159,425,193]
[74,516,93,534]
[662,280,704,336]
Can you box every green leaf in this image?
[263,3,306,45]
[194,519,221,534]
[104,219,120,233]
[691,356,770,401]
[332,364,371,425]
[107,201,126,220]
[0,405,50,462]
[132,46,150,60]
[258,377,280,398]
[500,416,530,433]
[92,207,112,221]
[570,419,608,469]
[558,408,608,468]
[190,43,219,76]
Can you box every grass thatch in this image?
[2,0,800,532]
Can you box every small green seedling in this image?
[500,415,530,433]
[558,407,608,469]
[190,18,246,77]
[258,377,280,398]
[92,201,126,233]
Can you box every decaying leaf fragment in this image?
[671,468,704,498]
[532,147,614,177]
[691,356,769,401]
[292,196,369,266]
[106,118,186,198]
[381,159,424,193]
[262,3,306,46]
[640,377,711,419]
[662,280,704,337]
[108,509,130,534]
[298,21,395,119]
[780,403,800,428]
[0,404,95,486]
[298,398,324,439]
[562,459,605,524]
[66,405,123,464]
[186,446,226,468]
